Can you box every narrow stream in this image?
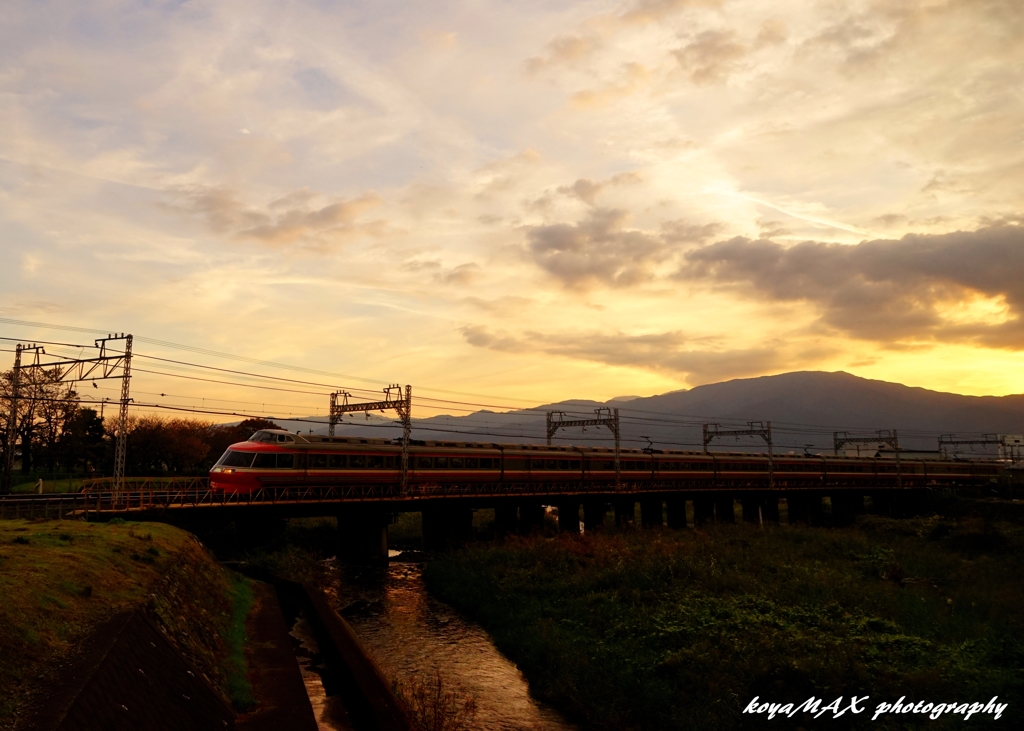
[289,614,354,731]
[330,552,577,731]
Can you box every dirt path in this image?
[236,582,319,731]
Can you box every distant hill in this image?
[270,371,1024,456]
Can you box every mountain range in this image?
[270,371,1024,456]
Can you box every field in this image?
[425,505,1024,730]
[0,519,253,730]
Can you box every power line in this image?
[3,322,1021,441]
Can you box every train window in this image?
[481,458,495,469]
[435,457,449,469]
[384,456,397,469]
[599,461,614,470]
[277,454,295,469]
[416,456,433,469]
[450,457,464,469]
[350,455,366,469]
[309,454,328,469]
[505,458,527,470]
[465,457,478,469]
[221,451,255,468]
[368,455,384,469]
[329,455,347,469]
[257,432,277,443]
[276,434,295,443]
[253,453,277,468]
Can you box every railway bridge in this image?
[0,470,993,560]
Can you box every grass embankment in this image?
[0,519,254,730]
[426,512,1024,730]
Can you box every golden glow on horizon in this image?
[2,0,1024,405]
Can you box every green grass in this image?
[425,512,1024,730]
[11,477,89,494]
[0,519,259,728]
[225,572,256,711]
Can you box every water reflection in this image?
[332,554,576,731]
[290,614,354,731]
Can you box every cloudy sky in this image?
[2,0,1023,417]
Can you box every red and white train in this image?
[209,429,1000,493]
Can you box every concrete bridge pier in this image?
[519,502,545,534]
[715,496,736,524]
[233,513,287,547]
[787,493,824,526]
[640,498,663,528]
[786,493,810,524]
[666,496,688,529]
[583,500,607,531]
[556,501,580,533]
[422,504,473,551]
[741,497,761,524]
[762,495,780,523]
[693,496,715,526]
[337,506,389,563]
[869,491,892,516]
[892,490,926,518]
[831,492,865,526]
[494,503,519,537]
[614,499,635,527]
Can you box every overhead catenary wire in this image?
[2,323,1016,443]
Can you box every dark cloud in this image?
[526,208,666,288]
[438,263,481,286]
[556,171,642,205]
[756,219,790,239]
[872,213,908,228]
[460,325,788,385]
[619,0,723,25]
[678,223,1024,347]
[661,219,722,244]
[163,186,382,246]
[673,30,748,84]
[525,35,598,73]
[402,260,481,286]
[525,211,720,289]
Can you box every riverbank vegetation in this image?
[426,506,1024,730]
[0,519,254,729]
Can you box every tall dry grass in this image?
[391,668,478,731]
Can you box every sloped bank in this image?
[0,519,254,731]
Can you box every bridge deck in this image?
[0,476,968,520]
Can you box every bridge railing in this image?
[80,476,209,493]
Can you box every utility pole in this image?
[329,384,412,492]
[547,408,620,487]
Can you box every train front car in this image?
[210,428,303,493]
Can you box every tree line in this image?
[1,367,278,479]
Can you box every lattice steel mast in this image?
[1,335,132,494]
[547,408,620,487]
[834,429,901,488]
[329,384,412,492]
[703,421,774,488]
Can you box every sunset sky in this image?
[2,0,1024,420]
